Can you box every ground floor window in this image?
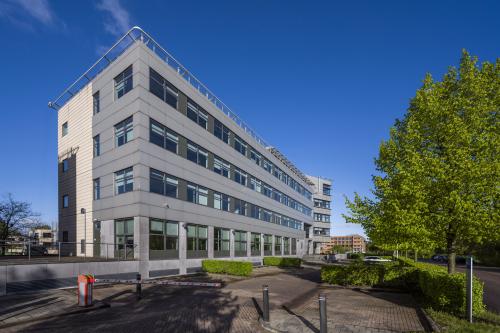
[274,236,282,255]
[291,238,297,255]
[115,218,134,259]
[283,237,290,255]
[251,233,261,256]
[149,219,178,260]
[264,234,272,256]
[187,224,208,258]
[214,227,230,257]
[234,230,247,257]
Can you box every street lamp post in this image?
[80,208,86,255]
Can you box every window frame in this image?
[93,135,100,157]
[93,178,100,200]
[114,65,133,100]
[115,116,134,147]
[115,167,133,195]
[186,224,208,259]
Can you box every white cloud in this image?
[17,0,54,25]
[96,0,131,37]
[0,0,56,29]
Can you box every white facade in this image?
[306,176,332,254]
[54,28,314,278]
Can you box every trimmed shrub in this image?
[320,262,414,288]
[201,259,253,276]
[263,257,302,267]
[322,257,485,316]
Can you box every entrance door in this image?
[93,221,101,257]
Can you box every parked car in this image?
[431,255,448,262]
[22,245,48,256]
[363,256,391,262]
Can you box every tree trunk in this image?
[448,252,456,274]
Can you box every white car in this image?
[363,256,391,262]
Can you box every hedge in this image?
[263,257,302,267]
[321,262,416,289]
[397,258,485,316]
[321,258,485,316]
[201,260,253,276]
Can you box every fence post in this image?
[136,274,142,299]
[319,294,327,333]
[58,242,61,261]
[262,285,270,322]
[466,256,473,323]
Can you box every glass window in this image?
[187,100,208,129]
[115,218,134,259]
[222,194,230,211]
[250,205,261,219]
[150,169,178,198]
[314,199,331,209]
[93,135,100,157]
[214,119,230,144]
[234,136,247,156]
[233,199,246,216]
[275,236,282,254]
[234,230,247,256]
[114,65,133,99]
[93,91,100,115]
[187,224,208,258]
[234,168,247,186]
[263,185,272,198]
[323,184,331,196]
[250,178,262,193]
[262,210,272,222]
[291,238,297,255]
[115,116,133,147]
[187,184,208,206]
[250,149,261,166]
[213,156,230,178]
[251,233,261,256]
[187,142,208,168]
[115,167,133,194]
[93,178,100,200]
[213,192,222,210]
[150,119,178,153]
[62,159,69,172]
[62,122,68,137]
[214,228,230,257]
[284,237,290,255]
[149,219,178,259]
[264,234,272,255]
[150,67,178,108]
[62,195,69,208]
[262,159,272,173]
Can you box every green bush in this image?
[348,253,364,260]
[397,257,485,315]
[201,259,253,276]
[320,262,415,288]
[323,257,485,316]
[263,257,302,267]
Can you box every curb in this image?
[0,301,110,329]
[420,308,441,332]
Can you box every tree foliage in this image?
[344,51,500,273]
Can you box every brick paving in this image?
[0,267,429,332]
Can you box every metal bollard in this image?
[262,285,270,322]
[319,294,327,333]
[466,256,473,323]
[136,274,142,299]
[58,242,61,262]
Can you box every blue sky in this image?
[0,0,498,235]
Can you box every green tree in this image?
[344,51,499,273]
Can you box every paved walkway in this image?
[0,267,429,332]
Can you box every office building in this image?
[324,234,367,253]
[306,176,332,254]
[50,27,314,278]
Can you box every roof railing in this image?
[48,26,313,183]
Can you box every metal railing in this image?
[48,26,269,149]
[0,240,137,263]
